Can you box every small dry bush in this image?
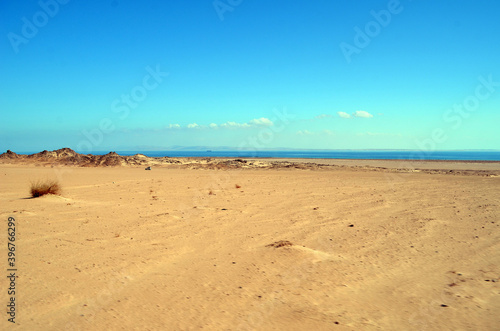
[266,240,293,248]
[30,179,61,198]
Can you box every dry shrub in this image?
[30,179,61,198]
[235,184,241,189]
[266,240,293,248]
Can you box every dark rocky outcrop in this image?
[0,150,19,159]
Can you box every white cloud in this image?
[315,114,333,119]
[216,118,273,129]
[297,130,313,135]
[220,122,236,128]
[176,117,275,130]
[249,117,273,126]
[353,110,373,118]
[337,111,352,119]
[220,121,251,128]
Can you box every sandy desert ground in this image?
[1,160,499,330]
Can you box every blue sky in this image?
[1,0,499,153]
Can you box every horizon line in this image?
[5,147,500,154]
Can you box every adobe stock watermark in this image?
[384,74,498,185]
[339,0,408,63]
[237,107,296,155]
[178,107,296,221]
[76,65,169,154]
[416,74,498,153]
[7,0,71,54]
[213,0,243,21]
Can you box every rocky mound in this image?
[0,148,499,176]
[0,150,19,159]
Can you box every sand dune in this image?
[1,154,499,330]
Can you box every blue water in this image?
[93,150,500,161]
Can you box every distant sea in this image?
[90,150,500,161]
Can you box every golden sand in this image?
[1,161,499,330]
